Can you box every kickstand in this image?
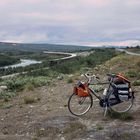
[103,103,108,117]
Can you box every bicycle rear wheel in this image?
[68,93,93,116]
[107,91,134,113]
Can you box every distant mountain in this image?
[85,40,140,47]
[0,42,92,52]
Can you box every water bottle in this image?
[103,88,107,96]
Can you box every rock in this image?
[57,75,64,80]
[68,74,74,77]
[0,86,7,93]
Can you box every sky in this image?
[0,0,140,46]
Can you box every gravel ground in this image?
[0,80,140,140]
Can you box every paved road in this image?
[43,51,77,61]
[116,49,140,56]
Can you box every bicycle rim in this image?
[108,92,134,113]
[68,93,93,116]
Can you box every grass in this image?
[0,76,49,92]
[24,83,35,91]
[0,102,13,109]
[109,130,136,140]
[125,70,140,78]
[51,49,117,74]
[0,76,49,101]
[101,54,140,74]
[96,124,104,130]
[23,96,40,104]
[67,78,74,83]
[36,127,60,137]
[132,80,140,86]
[63,122,86,134]
[107,109,133,121]
[2,103,13,109]
[0,91,17,101]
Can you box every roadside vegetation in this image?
[0,53,20,67]
[0,48,118,102]
[0,47,140,139]
[51,49,117,74]
[0,76,50,101]
[0,48,140,103]
[126,45,140,53]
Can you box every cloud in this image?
[0,31,48,43]
[0,0,140,44]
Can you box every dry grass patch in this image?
[23,95,40,104]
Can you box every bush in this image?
[51,49,117,74]
[133,80,140,86]
[23,96,37,104]
[6,78,25,91]
[24,83,34,91]
[96,124,104,130]
[67,78,74,83]
[0,91,17,100]
[125,71,139,78]
[2,76,49,92]
[107,110,133,121]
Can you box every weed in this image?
[63,122,86,134]
[0,91,17,100]
[24,96,36,104]
[133,80,140,86]
[36,127,59,137]
[24,83,34,91]
[2,103,13,109]
[96,124,104,130]
[64,104,68,107]
[107,109,133,121]
[67,78,74,83]
[125,71,139,78]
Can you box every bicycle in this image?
[68,73,134,116]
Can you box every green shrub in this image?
[24,96,36,104]
[67,78,74,83]
[51,49,117,74]
[133,80,140,86]
[96,124,104,130]
[0,91,17,100]
[2,76,49,92]
[2,104,13,109]
[125,71,138,78]
[6,78,25,91]
[107,110,133,121]
[24,83,34,91]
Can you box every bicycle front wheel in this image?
[107,91,134,113]
[68,93,93,116]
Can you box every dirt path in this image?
[0,80,140,140]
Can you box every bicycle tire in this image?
[68,93,93,116]
[107,91,134,113]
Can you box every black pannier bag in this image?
[112,74,132,101]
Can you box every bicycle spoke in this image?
[68,93,93,116]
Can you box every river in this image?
[1,51,77,69]
[2,59,42,69]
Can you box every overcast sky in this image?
[0,0,140,45]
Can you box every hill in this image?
[0,51,140,140]
[0,42,92,52]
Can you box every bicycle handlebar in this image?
[84,73,100,83]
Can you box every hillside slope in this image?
[0,42,91,52]
[0,54,140,140]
